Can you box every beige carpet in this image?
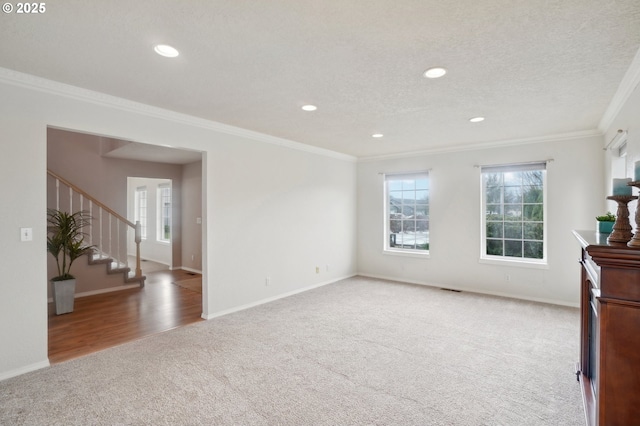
[172,277,202,293]
[0,277,584,425]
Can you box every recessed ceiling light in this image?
[154,44,179,58]
[301,105,317,111]
[372,133,384,138]
[423,67,447,79]
[469,116,485,123]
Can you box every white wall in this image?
[0,71,357,380]
[357,135,604,306]
[181,161,203,273]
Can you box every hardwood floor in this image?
[48,269,203,364]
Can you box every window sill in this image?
[383,248,430,259]
[479,256,548,269]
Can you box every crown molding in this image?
[0,67,357,163]
[358,129,603,163]
[598,46,640,133]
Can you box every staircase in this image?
[88,252,146,286]
[48,169,146,288]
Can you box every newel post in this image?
[135,221,142,278]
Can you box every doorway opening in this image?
[47,126,205,363]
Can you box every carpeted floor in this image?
[0,277,584,425]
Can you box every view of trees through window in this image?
[387,174,429,252]
[484,169,544,259]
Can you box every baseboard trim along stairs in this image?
[88,252,146,287]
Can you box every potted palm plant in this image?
[47,209,93,314]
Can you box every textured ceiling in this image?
[1,0,640,158]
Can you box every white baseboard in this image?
[201,273,356,320]
[179,266,202,275]
[356,272,579,308]
[0,360,50,382]
[47,283,141,303]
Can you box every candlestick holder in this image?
[627,181,640,248]
[606,195,637,244]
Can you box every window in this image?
[481,162,546,263]
[157,184,171,243]
[384,172,429,254]
[134,186,147,240]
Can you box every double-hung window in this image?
[157,184,171,243]
[384,172,430,254]
[134,186,147,240]
[481,162,546,263]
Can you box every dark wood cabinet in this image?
[573,230,640,426]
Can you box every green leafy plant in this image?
[47,209,94,281]
[596,211,616,222]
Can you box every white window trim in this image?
[479,163,548,267]
[383,171,430,258]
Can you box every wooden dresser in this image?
[573,230,640,426]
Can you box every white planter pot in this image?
[51,278,76,315]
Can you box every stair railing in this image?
[47,169,143,281]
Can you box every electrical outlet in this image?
[505,274,511,282]
[265,276,270,286]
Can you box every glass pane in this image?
[523,205,543,221]
[504,222,523,239]
[402,220,416,233]
[402,205,415,217]
[390,220,402,233]
[388,181,402,191]
[524,241,543,259]
[504,240,523,257]
[403,191,417,202]
[524,222,543,240]
[484,173,502,188]
[522,170,543,186]
[402,180,416,191]
[389,190,402,204]
[486,222,503,238]
[504,172,522,186]
[416,178,429,190]
[523,186,543,203]
[486,204,503,220]
[505,187,522,203]
[415,190,428,204]
[415,206,428,217]
[485,186,503,204]
[504,205,522,221]
[486,239,503,256]
[415,220,428,232]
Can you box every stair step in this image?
[86,252,144,288]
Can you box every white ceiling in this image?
[2,0,640,159]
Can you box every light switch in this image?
[196,217,202,225]
[20,228,33,242]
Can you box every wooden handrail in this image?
[47,169,135,228]
[47,169,143,280]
